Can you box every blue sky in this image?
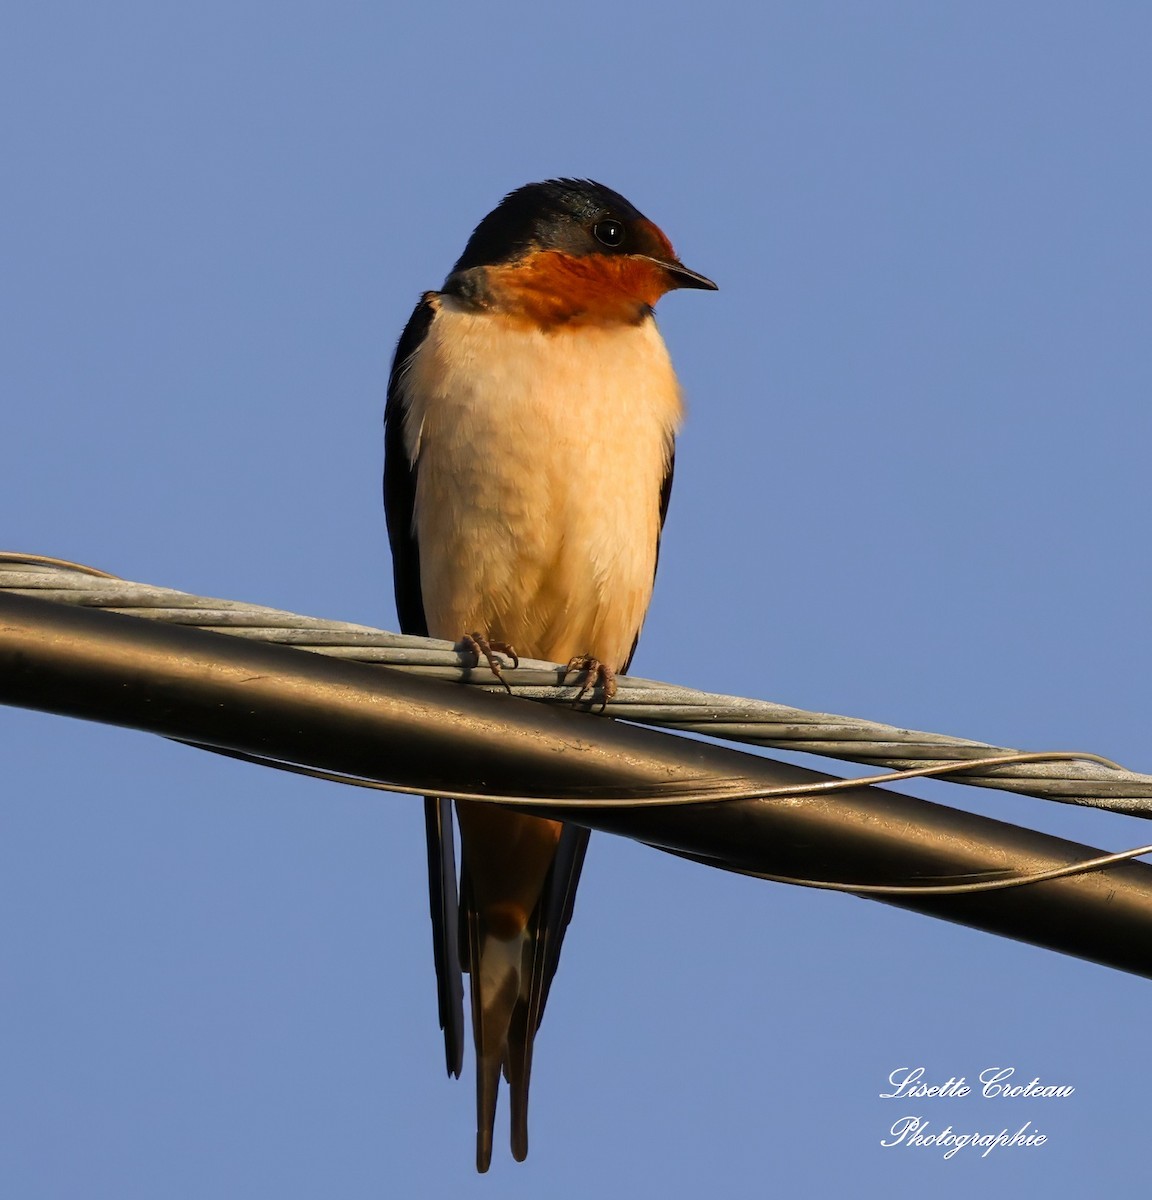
[3,3,1151,1195]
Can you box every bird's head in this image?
[444,179,716,328]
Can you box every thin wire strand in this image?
[307,748,1127,800]
[2,553,120,579]
[665,843,1152,895]
[173,741,1118,808]
[171,740,1152,896]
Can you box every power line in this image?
[2,573,1152,980]
[3,554,1149,816]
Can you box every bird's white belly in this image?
[401,303,683,670]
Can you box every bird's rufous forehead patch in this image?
[632,218,677,262]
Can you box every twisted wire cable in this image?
[4,553,1149,817]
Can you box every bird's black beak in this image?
[661,259,718,291]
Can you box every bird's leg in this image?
[460,632,519,693]
[562,654,617,712]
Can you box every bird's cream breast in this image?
[400,299,683,669]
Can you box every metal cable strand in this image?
[4,554,1150,816]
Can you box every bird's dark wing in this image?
[384,294,465,1077]
[527,826,590,1034]
[658,445,676,548]
[502,823,589,1160]
[384,295,434,638]
[624,444,676,672]
[423,797,464,1077]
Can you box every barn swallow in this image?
[383,178,715,1171]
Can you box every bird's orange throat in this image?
[479,250,676,329]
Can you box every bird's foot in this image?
[562,654,617,711]
[460,632,519,693]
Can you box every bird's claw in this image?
[460,632,519,693]
[562,655,617,712]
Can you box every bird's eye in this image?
[593,219,625,248]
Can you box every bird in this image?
[383,178,716,1171]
